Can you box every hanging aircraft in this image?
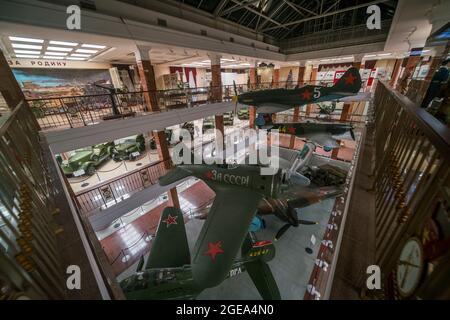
[231,67,362,115]
[270,121,355,151]
[120,207,279,300]
[122,160,345,299]
[231,67,361,149]
[189,142,347,241]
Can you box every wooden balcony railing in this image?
[371,81,450,299]
[0,101,65,299]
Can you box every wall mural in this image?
[12,68,113,99]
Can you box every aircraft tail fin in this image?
[242,234,281,300]
[332,67,362,94]
[146,207,190,269]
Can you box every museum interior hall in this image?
[0,0,449,301]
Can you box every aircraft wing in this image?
[191,183,263,288]
[300,132,340,149]
[282,185,343,209]
[146,207,190,269]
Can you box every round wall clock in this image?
[396,237,424,298]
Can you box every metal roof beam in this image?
[220,0,261,16]
[261,0,390,32]
[225,0,289,29]
[256,0,286,31]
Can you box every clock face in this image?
[396,237,424,298]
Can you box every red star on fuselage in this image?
[287,127,296,134]
[301,89,312,100]
[163,214,178,227]
[205,171,214,179]
[203,241,224,261]
[343,73,356,85]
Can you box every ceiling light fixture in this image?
[14,50,41,54]
[9,36,44,43]
[43,56,64,59]
[71,53,91,57]
[11,43,42,50]
[378,53,391,56]
[15,54,40,58]
[49,40,78,46]
[76,49,98,53]
[66,57,86,60]
[47,46,73,52]
[81,44,106,49]
[364,54,377,58]
[44,52,68,56]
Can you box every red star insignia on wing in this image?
[301,90,312,100]
[343,73,356,85]
[163,214,178,227]
[287,127,296,134]
[205,171,214,179]
[203,241,224,261]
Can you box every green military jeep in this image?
[202,116,215,133]
[112,134,146,161]
[237,108,249,120]
[223,112,234,126]
[60,142,114,177]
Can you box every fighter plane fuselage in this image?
[178,164,283,199]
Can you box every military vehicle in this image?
[202,116,215,133]
[223,112,234,126]
[60,142,114,177]
[237,107,249,120]
[112,134,145,161]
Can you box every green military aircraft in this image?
[120,207,280,300]
[271,121,355,150]
[120,160,348,299]
[231,67,361,150]
[232,67,361,115]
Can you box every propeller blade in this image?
[289,172,311,187]
[275,224,291,241]
[232,80,238,115]
[298,219,319,225]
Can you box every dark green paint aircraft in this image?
[271,122,355,150]
[232,67,361,149]
[233,67,362,115]
[121,160,342,299]
[120,207,279,300]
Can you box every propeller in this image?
[232,80,238,116]
[274,219,318,241]
[350,128,355,140]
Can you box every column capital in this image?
[134,45,151,62]
[207,52,221,65]
[353,54,365,63]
